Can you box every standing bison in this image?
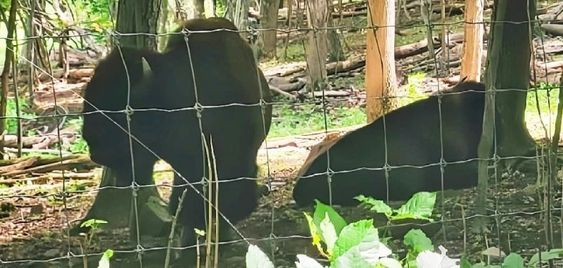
[82,17,272,248]
[293,81,485,206]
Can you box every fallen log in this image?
[0,157,39,172]
[0,171,96,185]
[542,24,563,37]
[2,155,97,176]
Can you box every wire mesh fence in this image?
[0,1,562,267]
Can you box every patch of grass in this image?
[270,103,365,137]
[398,71,427,107]
[6,97,35,135]
[276,41,306,62]
[526,83,558,114]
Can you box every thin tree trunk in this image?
[305,0,329,91]
[477,0,537,224]
[365,0,397,122]
[0,0,18,154]
[260,0,280,58]
[116,0,163,49]
[460,0,484,81]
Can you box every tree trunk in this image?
[365,0,397,122]
[327,14,345,62]
[484,0,536,159]
[260,0,280,58]
[477,0,536,221]
[224,0,250,40]
[0,0,18,154]
[305,0,329,91]
[116,0,163,49]
[460,0,484,81]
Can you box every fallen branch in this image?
[0,171,96,185]
[1,154,97,176]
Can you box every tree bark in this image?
[477,0,537,221]
[460,0,484,81]
[365,0,397,122]
[260,0,281,58]
[0,0,18,154]
[116,0,163,49]
[224,0,250,40]
[305,0,329,91]
[484,0,536,159]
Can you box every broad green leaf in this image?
[501,253,523,268]
[528,248,563,266]
[392,192,436,221]
[245,245,274,268]
[333,236,391,268]
[332,247,373,268]
[97,249,113,268]
[355,195,393,217]
[332,220,390,263]
[320,213,338,256]
[403,229,433,255]
[313,200,347,235]
[295,255,326,268]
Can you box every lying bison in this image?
[293,81,485,206]
[82,17,272,247]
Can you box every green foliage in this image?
[6,97,35,135]
[80,218,108,229]
[67,0,112,43]
[398,72,427,107]
[80,218,108,247]
[271,104,365,137]
[403,229,433,265]
[526,82,558,114]
[304,200,402,267]
[70,137,89,154]
[356,191,436,222]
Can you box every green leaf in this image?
[501,253,523,268]
[245,245,274,268]
[295,255,326,268]
[528,248,563,266]
[97,249,113,268]
[403,229,433,255]
[392,192,436,221]
[355,195,393,218]
[305,213,328,257]
[460,257,473,268]
[332,220,389,263]
[80,219,108,228]
[320,213,338,256]
[313,200,347,235]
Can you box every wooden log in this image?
[542,24,563,37]
[0,157,38,172]
[0,171,96,185]
[2,155,97,176]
